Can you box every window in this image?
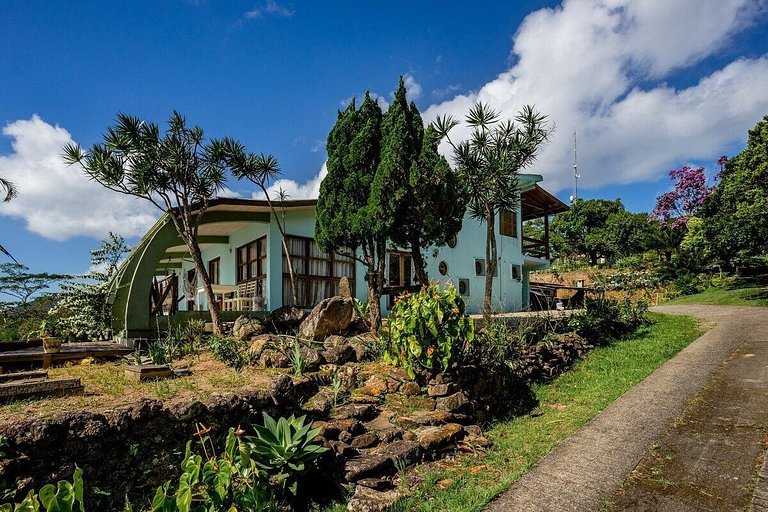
[236,237,267,283]
[458,278,470,296]
[447,234,457,248]
[500,209,518,237]
[511,264,521,281]
[282,235,355,308]
[208,257,220,285]
[387,251,414,288]
[474,258,498,277]
[438,261,448,276]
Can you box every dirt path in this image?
[485,305,768,512]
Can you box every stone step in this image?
[0,370,48,383]
[0,377,83,401]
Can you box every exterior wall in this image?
[419,207,524,314]
[176,185,541,315]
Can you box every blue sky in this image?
[1,0,768,276]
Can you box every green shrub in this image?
[567,298,649,344]
[244,413,327,497]
[672,273,703,296]
[145,428,271,512]
[0,467,84,512]
[208,335,253,372]
[382,283,474,378]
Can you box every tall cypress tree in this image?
[397,126,466,284]
[316,94,386,329]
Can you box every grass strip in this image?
[664,285,768,307]
[390,312,702,512]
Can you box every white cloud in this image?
[402,73,422,101]
[0,116,158,241]
[251,162,327,200]
[425,0,768,193]
[244,0,294,20]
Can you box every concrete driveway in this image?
[485,305,768,512]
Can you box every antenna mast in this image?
[570,131,580,203]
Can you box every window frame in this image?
[500,209,518,238]
[282,235,356,308]
[236,236,267,284]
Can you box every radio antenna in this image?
[570,131,580,203]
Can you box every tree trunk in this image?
[366,261,381,334]
[483,211,497,317]
[410,239,429,287]
[187,239,223,335]
[279,234,298,305]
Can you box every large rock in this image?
[414,423,463,452]
[323,344,356,365]
[339,276,352,300]
[249,334,279,359]
[299,296,354,341]
[232,315,265,341]
[344,440,422,481]
[267,305,307,333]
[347,486,398,512]
[435,391,470,413]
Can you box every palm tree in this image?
[1,177,17,202]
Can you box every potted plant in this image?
[34,319,63,353]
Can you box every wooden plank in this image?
[0,378,83,401]
[124,364,173,382]
[0,370,48,383]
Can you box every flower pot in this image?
[42,337,63,354]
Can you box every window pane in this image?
[403,256,412,285]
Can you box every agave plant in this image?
[245,413,327,496]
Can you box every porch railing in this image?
[522,236,550,259]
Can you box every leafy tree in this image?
[316,94,385,328]
[551,198,624,264]
[63,112,238,335]
[604,210,657,259]
[650,165,714,230]
[701,116,768,268]
[49,233,131,341]
[0,263,67,308]
[218,143,299,305]
[434,103,550,315]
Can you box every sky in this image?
[1,0,768,276]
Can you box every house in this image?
[108,173,567,338]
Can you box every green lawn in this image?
[664,284,768,307]
[389,312,702,512]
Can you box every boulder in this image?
[339,276,352,300]
[299,346,324,371]
[351,432,379,449]
[249,334,279,359]
[400,381,422,396]
[258,349,290,369]
[427,383,457,397]
[347,486,399,512]
[323,344,356,365]
[232,315,265,341]
[435,391,470,413]
[303,390,333,416]
[358,375,389,398]
[267,374,295,406]
[332,403,378,422]
[414,423,463,452]
[323,334,346,349]
[299,296,354,341]
[267,305,306,333]
[343,440,422,481]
